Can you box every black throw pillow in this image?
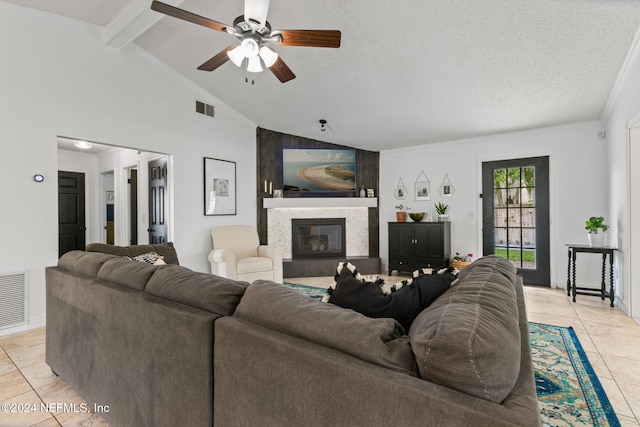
[325,262,457,331]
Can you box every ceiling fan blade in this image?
[197,46,236,71]
[244,0,270,28]
[274,30,341,48]
[269,57,296,83]
[151,1,230,32]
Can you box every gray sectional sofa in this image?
[46,243,540,427]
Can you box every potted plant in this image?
[395,204,410,222]
[435,202,449,221]
[585,216,608,247]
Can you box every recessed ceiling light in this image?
[74,141,93,150]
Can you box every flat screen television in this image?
[283,148,356,194]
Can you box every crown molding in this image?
[601,25,640,124]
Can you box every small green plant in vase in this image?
[435,202,448,221]
[585,216,608,247]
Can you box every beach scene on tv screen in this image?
[283,149,356,192]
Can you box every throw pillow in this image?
[125,252,165,265]
[323,261,458,331]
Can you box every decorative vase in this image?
[360,188,366,197]
[396,212,407,222]
[588,233,605,247]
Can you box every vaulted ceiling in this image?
[5,0,640,150]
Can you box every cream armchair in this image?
[208,225,283,283]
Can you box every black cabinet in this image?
[388,222,451,274]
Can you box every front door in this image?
[481,156,550,285]
[148,158,168,244]
[58,171,86,257]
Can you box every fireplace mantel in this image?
[263,197,377,209]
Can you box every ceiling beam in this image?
[103,0,186,50]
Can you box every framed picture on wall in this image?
[415,171,431,200]
[204,157,236,215]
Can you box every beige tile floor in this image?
[1,280,639,426]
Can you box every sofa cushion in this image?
[58,251,118,278]
[86,242,180,265]
[408,255,521,403]
[97,257,160,291]
[144,266,249,315]
[234,280,418,376]
[325,262,456,330]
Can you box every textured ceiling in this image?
[5,0,640,151]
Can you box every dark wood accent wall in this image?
[256,127,380,258]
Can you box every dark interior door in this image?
[129,169,138,245]
[148,158,168,244]
[482,156,550,285]
[58,171,86,257]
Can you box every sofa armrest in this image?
[258,245,283,283]
[208,249,237,279]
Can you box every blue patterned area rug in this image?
[530,322,620,427]
[283,284,620,426]
[283,282,327,299]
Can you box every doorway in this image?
[148,157,168,244]
[481,156,550,285]
[57,136,172,249]
[58,171,86,257]
[128,168,138,245]
[629,125,640,318]
[102,171,115,244]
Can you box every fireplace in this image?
[291,218,346,259]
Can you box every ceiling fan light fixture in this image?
[227,45,245,67]
[259,46,278,68]
[270,33,283,44]
[247,55,263,73]
[241,38,259,58]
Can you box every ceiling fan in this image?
[150,0,341,83]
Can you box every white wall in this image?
[0,4,256,335]
[602,29,640,320]
[380,121,610,292]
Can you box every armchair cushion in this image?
[237,258,273,276]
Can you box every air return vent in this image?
[195,100,215,118]
[0,272,27,330]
